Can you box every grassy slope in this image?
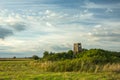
[0,61,120,80]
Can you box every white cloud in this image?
[94,25,102,28]
[0,6,120,57]
[87,23,120,43]
[83,1,120,9]
[72,9,94,21]
[0,9,78,52]
[106,8,113,13]
[46,22,53,27]
[44,10,59,18]
[0,38,41,53]
[80,12,93,19]
[0,10,24,24]
[45,10,57,17]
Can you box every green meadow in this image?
[0,60,120,80]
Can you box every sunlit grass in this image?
[0,61,120,80]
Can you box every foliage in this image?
[42,49,120,63]
[42,50,74,61]
[0,48,120,79]
[33,48,120,72]
[32,55,39,60]
[13,56,16,59]
[43,51,49,58]
[76,49,120,63]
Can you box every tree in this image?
[82,48,88,51]
[13,56,16,59]
[43,51,49,58]
[32,55,39,60]
[67,50,74,59]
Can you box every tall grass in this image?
[0,60,120,79]
[29,59,120,73]
[103,63,120,72]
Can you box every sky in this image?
[0,0,120,57]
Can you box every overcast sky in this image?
[0,0,120,57]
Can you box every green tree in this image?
[32,55,39,60]
[67,50,73,59]
[13,56,16,59]
[43,51,49,58]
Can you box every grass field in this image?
[0,60,120,80]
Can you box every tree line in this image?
[32,48,120,63]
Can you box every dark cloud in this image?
[0,23,27,39]
[0,27,13,39]
[10,23,26,31]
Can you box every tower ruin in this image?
[73,43,82,54]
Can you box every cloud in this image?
[1,8,119,53]
[88,24,120,42]
[51,45,71,52]
[9,23,26,31]
[79,12,94,19]
[0,39,32,52]
[0,27,13,39]
[45,10,57,17]
[42,10,66,21]
[83,1,120,9]
[0,0,120,57]
[0,9,28,39]
[106,8,113,13]
[0,22,27,39]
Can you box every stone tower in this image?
[73,43,82,54]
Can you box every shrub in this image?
[32,55,39,60]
